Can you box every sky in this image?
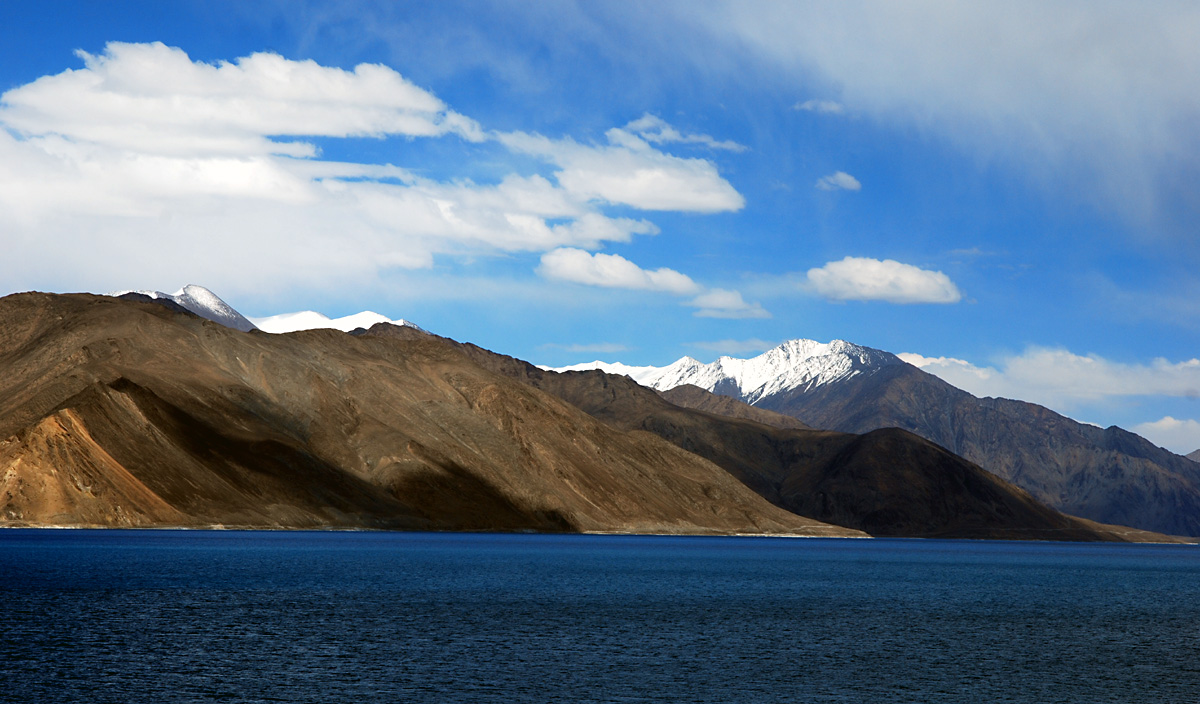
[2,1,1199,453]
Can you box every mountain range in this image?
[0,290,1169,541]
[109,285,421,336]
[560,342,1200,536]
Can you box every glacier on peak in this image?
[549,338,902,402]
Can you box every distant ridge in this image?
[562,339,1200,536]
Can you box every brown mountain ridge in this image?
[361,323,1171,542]
[0,292,1175,541]
[0,292,853,536]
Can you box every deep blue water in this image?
[3,531,1200,703]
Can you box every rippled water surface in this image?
[3,530,1200,703]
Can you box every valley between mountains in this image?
[0,290,1190,542]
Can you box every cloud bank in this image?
[900,348,1200,412]
[676,2,1200,223]
[1132,417,1200,455]
[806,257,962,304]
[0,42,745,300]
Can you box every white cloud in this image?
[538,249,769,318]
[624,113,747,152]
[677,3,1200,221]
[901,347,1200,413]
[686,288,771,319]
[1133,417,1200,456]
[499,128,745,213]
[0,43,719,298]
[815,171,861,191]
[538,248,701,294]
[794,99,845,114]
[806,257,962,304]
[690,338,779,355]
[1,41,482,157]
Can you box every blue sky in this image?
[2,1,1200,452]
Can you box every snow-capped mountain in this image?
[109,285,423,336]
[109,284,257,332]
[554,339,903,404]
[250,310,424,334]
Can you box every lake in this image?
[3,530,1199,703]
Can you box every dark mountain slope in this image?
[658,384,810,430]
[0,292,854,536]
[754,362,1200,536]
[361,325,1168,541]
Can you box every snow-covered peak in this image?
[249,310,423,334]
[109,284,257,332]
[549,338,902,403]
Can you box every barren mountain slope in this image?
[362,325,1167,541]
[657,385,810,430]
[0,293,855,536]
[757,362,1200,536]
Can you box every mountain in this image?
[367,324,1166,542]
[109,284,257,332]
[657,385,810,430]
[561,341,1200,536]
[1189,450,1200,463]
[0,292,859,537]
[250,310,424,334]
[556,340,900,403]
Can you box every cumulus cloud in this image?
[794,99,845,114]
[1,41,483,156]
[815,171,861,191]
[899,348,1200,412]
[0,43,739,298]
[806,257,962,304]
[538,248,701,294]
[538,249,769,318]
[1132,417,1200,455]
[624,113,747,152]
[686,288,771,319]
[499,128,745,213]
